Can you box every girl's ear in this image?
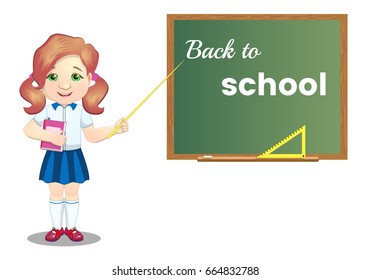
[87,73,92,86]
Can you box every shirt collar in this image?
[52,102,77,110]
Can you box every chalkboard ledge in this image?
[197,156,319,162]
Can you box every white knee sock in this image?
[49,200,64,230]
[65,200,79,229]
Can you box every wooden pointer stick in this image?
[106,60,185,139]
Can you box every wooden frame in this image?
[167,14,347,160]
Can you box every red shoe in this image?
[65,227,84,242]
[45,227,64,242]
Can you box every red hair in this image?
[20,33,108,115]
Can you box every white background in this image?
[0,0,368,279]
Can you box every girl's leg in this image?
[65,182,80,229]
[45,183,65,242]
[48,182,65,229]
[65,183,83,241]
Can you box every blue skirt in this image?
[39,149,89,184]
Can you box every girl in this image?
[20,33,128,242]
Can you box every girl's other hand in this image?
[115,118,129,134]
[50,130,67,146]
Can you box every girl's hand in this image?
[50,130,67,146]
[115,118,129,134]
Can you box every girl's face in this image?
[41,55,92,106]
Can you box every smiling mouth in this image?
[57,92,72,97]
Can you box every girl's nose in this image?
[59,82,71,90]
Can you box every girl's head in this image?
[20,33,108,114]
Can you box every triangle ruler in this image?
[258,125,307,159]
[197,125,319,161]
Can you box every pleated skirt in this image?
[39,148,89,184]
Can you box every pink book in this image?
[40,119,66,152]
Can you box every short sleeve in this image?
[81,107,93,128]
[33,106,48,126]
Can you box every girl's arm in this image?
[23,119,66,146]
[83,118,128,143]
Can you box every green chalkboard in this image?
[167,14,347,160]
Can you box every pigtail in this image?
[20,77,46,115]
[82,76,108,115]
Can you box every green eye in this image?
[47,73,58,81]
[71,73,83,81]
